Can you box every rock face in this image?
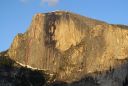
[2,11,128,85]
[0,51,50,86]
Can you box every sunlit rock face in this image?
[7,11,128,84]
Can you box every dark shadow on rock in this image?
[1,51,128,86]
[0,54,48,86]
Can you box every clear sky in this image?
[0,0,128,51]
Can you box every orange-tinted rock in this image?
[6,11,128,82]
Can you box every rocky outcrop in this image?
[1,11,128,86]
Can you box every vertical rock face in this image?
[6,11,128,84]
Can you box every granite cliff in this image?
[1,11,128,86]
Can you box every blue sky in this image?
[0,0,128,51]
